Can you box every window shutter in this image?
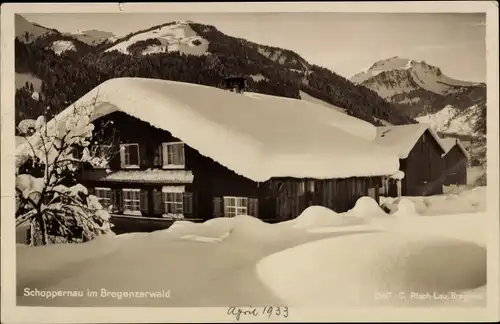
[248,198,259,217]
[162,143,169,165]
[213,197,222,217]
[152,190,163,215]
[119,145,126,168]
[162,191,169,213]
[106,189,113,200]
[179,144,185,165]
[130,145,139,166]
[113,189,122,213]
[140,144,148,167]
[153,145,162,167]
[183,192,193,216]
[140,190,149,215]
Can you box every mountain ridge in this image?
[350,56,486,137]
[15,16,415,130]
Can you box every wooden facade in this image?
[81,111,384,227]
[385,129,445,197]
[442,144,468,185]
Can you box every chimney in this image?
[224,77,246,94]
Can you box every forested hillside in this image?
[15,19,415,129]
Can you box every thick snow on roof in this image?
[17,77,400,181]
[440,137,470,159]
[375,123,447,159]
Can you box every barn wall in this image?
[443,145,468,185]
[402,130,445,196]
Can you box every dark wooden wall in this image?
[85,112,383,222]
[86,111,262,221]
[388,130,445,197]
[442,145,468,185]
[266,177,381,221]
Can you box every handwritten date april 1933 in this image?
[227,306,289,321]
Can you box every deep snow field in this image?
[16,186,487,307]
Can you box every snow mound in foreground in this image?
[381,186,486,216]
[256,232,486,307]
[149,217,235,242]
[393,198,419,217]
[17,233,118,286]
[293,206,367,229]
[346,196,389,218]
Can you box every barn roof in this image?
[16,77,400,182]
[375,123,447,159]
[440,137,470,160]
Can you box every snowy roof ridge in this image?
[375,123,447,159]
[440,137,470,160]
[17,77,401,181]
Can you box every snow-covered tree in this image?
[15,98,118,246]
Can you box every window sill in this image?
[122,165,140,170]
[123,210,142,216]
[162,165,185,170]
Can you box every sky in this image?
[22,12,486,82]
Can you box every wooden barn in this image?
[16,77,400,230]
[440,137,469,186]
[375,124,447,197]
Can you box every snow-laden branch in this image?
[15,94,115,246]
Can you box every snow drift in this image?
[256,231,486,307]
[16,192,487,307]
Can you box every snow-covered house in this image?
[441,137,469,186]
[16,77,400,224]
[375,123,447,197]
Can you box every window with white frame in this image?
[162,186,184,215]
[162,142,185,168]
[120,143,140,168]
[94,187,112,209]
[223,197,248,217]
[122,188,141,215]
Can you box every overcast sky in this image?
[23,12,486,82]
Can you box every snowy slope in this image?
[15,73,42,92]
[351,56,479,95]
[351,56,486,136]
[15,14,54,43]
[105,21,209,56]
[50,40,76,55]
[69,29,115,45]
[416,104,478,136]
[16,77,400,181]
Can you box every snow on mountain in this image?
[51,40,76,55]
[105,22,209,56]
[351,56,480,99]
[15,73,42,92]
[69,29,115,45]
[15,14,54,43]
[416,104,478,136]
[351,56,485,136]
[351,56,413,84]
